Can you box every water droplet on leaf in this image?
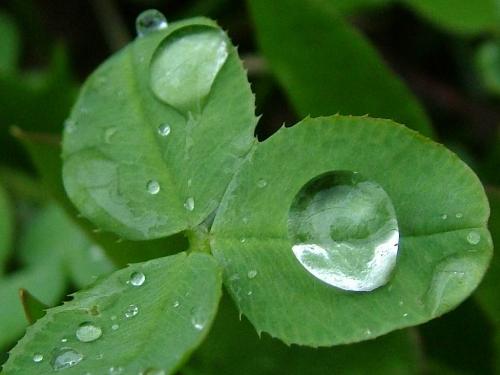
[135,9,167,37]
[104,127,118,144]
[149,26,228,113]
[184,197,195,211]
[288,171,399,292]
[125,304,139,318]
[173,301,180,308]
[247,270,257,279]
[109,366,124,374]
[467,231,480,245]
[257,179,268,188]
[51,347,83,370]
[129,271,146,286]
[147,180,160,195]
[158,123,171,137]
[111,324,119,331]
[33,353,43,363]
[456,212,463,219]
[76,322,102,342]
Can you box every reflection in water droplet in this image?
[288,171,399,292]
[33,353,43,363]
[184,197,195,211]
[257,179,268,188]
[467,231,480,245]
[191,309,205,330]
[125,304,139,318]
[247,270,257,279]
[158,123,171,137]
[135,9,167,37]
[147,180,160,195]
[129,271,146,286]
[149,27,228,113]
[51,347,83,370]
[76,322,102,343]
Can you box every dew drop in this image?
[109,366,124,374]
[157,123,171,137]
[184,197,195,211]
[247,270,257,279]
[76,322,102,343]
[173,301,180,308]
[104,127,118,144]
[51,347,83,370]
[288,171,399,292]
[125,304,139,318]
[191,309,205,331]
[149,26,228,113]
[135,9,168,37]
[33,353,43,363]
[455,212,463,219]
[60,338,68,343]
[441,214,448,220]
[129,271,146,286]
[147,180,160,195]
[467,231,480,245]
[257,179,268,188]
[111,324,119,331]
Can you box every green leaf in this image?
[2,252,222,375]
[248,0,434,137]
[19,288,48,324]
[184,296,421,374]
[62,18,257,240]
[0,182,13,274]
[402,0,500,35]
[476,40,500,96]
[329,0,393,14]
[212,115,492,346]
[19,203,115,289]
[0,11,20,73]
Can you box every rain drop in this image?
[257,179,268,188]
[33,353,43,363]
[247,270,257,279]
[467,231,480,245]
[104,127,118,144]
[157,123,171,137]
[111,324,119,331]
[147,180,160,195]
[129,271,146,286]
[76,322,102,343]
[441,214,448,220]
[125,304,139,318]
[51,347,83,370]
[288,171,399,292]
[135,9,168,37]
[173,301,180,308]
[456,212,463,219]
[184,197,195,211]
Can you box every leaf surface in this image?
[0,183,13,274]
[212,115,492,346]
[2,252,222,375]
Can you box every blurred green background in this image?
[0,0,498,374]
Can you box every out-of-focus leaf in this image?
[329,0,393,14]
[402,0,500,35]
[19,288,47,324]
[476,40,500,96]
[0,183,13,274]
[248,0,434,137]
[184,296,421,374]
[0,11,20,73]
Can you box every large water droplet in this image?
[149,26,228,113]
[157,123,171,137]
[125,304,139,318]
[129,271,146,286]
[76,322,103,343]
[135,9,167,37]
[288,171,399,292]
[184,197,195,211]
[33,353,44,363]
[467,231,480,245]
[147,180,160,195]
[51,347,83,370]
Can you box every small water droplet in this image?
[403,313,409,317]
[191,309,205,331]
[184,197,195,211]
[247,291,253,296]
[125,304,139,318]
[467,231,480,245]
[129,271,146,286]
[147,180,160,195]
[110,315,117,321]
[61,338,68,343]
[51,347,83,370]
[257,179,268,188]
[399,300,404,306]
[109,366,124,374]
[76,322,102,343]
[455,212,463,219]
[33,353,44,363]
[64,119,76,133]
[288,171,399,292]
[240,238,246,243]
[135,9,167,37]
[157,123,171,137]
[173,301,180,308]
[104,127,118,143]
[111,324,119,331]
[142,368,166,375]
[441,214,448,220]
[365,329,372,336]
[247,270,257,279]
